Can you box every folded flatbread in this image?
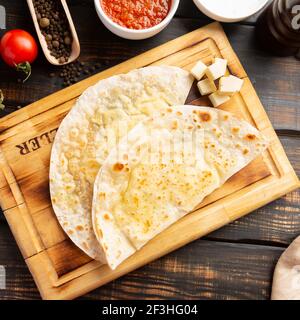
[49,67,193,260]
[92,106,268,269]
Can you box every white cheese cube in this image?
[206,58,227,81]
[190,60,207,80]
[197,78,217,95]
[209,91,230,108]
[219,75,244,95]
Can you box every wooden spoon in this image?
[26,0,80,65]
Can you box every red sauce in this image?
[101,0,172,30]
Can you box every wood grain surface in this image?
[0,0,299,300]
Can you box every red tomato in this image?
[0,29,38,67]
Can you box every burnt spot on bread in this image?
[232,127,240,134]
[104,213,110,220]
[245,134,256,141]
[198,112,211,122]
[113,163,124,171]
[99,192,106,199]
[76,225,84,231]
[171,120,178,130]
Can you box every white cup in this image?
[193,0,269,23]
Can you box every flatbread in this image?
[92,106,268,269]
[49,66,193,260]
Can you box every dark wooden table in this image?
[0,0,299,300]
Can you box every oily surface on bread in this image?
[92,106,268,269]
[49,67,193,260]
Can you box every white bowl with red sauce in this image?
[94,0,180,40]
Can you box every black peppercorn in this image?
[33,0,73,64]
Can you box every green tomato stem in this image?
[15,62,32,83]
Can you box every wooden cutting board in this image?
[0,22,298,300]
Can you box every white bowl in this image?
[94,0,180,40]
[193,0,269,23]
